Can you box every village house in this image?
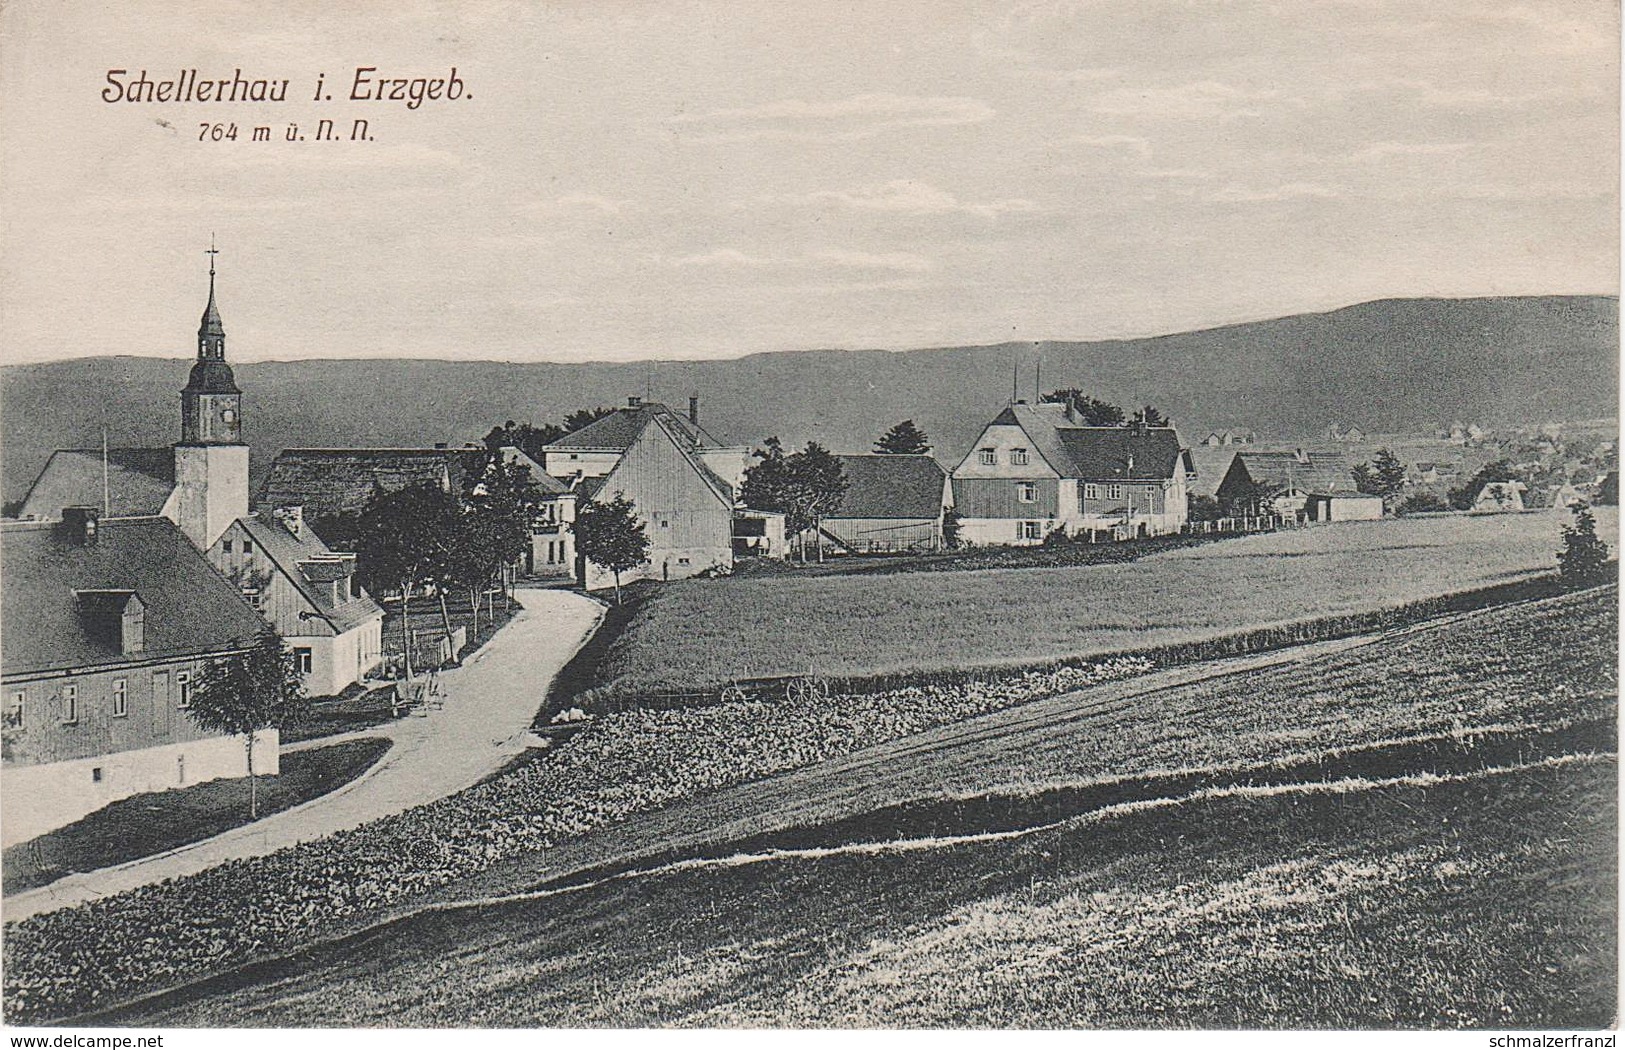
[1,509,276,846]
[1472,480,1528,513]
[18,250,384,697]
[543,397,738,586]
[207,505,384,697]
[951,401,1195,545]
[1215,449,1384,521]
[818,454,953,553]
[492,447,579,579]
[257,445,481,522]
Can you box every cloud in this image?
[807,180,1040,218]
[667,93,994,143]
[1088,79,1297,119]
[1206,181,1342,203]
[668,247,935,272]
[1071,134,1153,159]
[1349,141,1477,162]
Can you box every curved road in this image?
[5,588,604,923]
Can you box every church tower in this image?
[171,241,249,549]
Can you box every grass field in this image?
[581,509,1615,704]
[1,739,390,896]
[94,587,1616,1027]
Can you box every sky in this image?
[0,0,1617,366]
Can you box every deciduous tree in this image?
[572,492,650,604]
[186,631,309,819]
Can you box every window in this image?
[1019,521,1043,541]
[4,690,23,730]
[242,540,254,557]
[1017,482,1037,503]
[294,648,313,675]
[92,767,103,783]
[1084,483,1100,500]
[978,448,996,466]
[62,684,78,724]
[1108,484,1124,500]
[1010,449,1030,466]
[112,679,128,718]
[677,557,691,566]
[176,671,191,709]
[222,539,233,553]
[660,519,670,529]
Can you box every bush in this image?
[1396,492,1450,516]
[1558,502,1614,588]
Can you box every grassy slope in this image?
[118,761,1616,1029]
[106,588,1617,1028]
[587,511,1614,699]
[2,739,390,895]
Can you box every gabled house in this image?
[819,454,952,553]
[546,398,738,587]
[1472,480,1528,513]
[206,505,385,697]
[1215,449,1382,521]
[951,401,1195,545]
[497,447,578,579]
[2,509,276,846]
[1202,429,1255,447]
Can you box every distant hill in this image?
[3,295,1616,506]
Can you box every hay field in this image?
[586,509,1613,703]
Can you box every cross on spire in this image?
[205,234,219,278]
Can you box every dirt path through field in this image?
[4,588,605,923]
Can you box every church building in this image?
[16,247,384,698]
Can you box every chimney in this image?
[1063,400,1076,423]
[689,394,699,427]
[274,503,305,539]
[62,506,100,547]
[629,395,643,408]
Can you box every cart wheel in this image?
[811,677,831,700]
[720,684,747,704]
[784,679,808,703]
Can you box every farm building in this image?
[549,398,738,588]
[1201,429,1255,446]
[1215,449,1380,521]
[951,401,1195,545]
[542,396,750,492]
[818,454,952,553]
[257,445,482,524]
[1,510,277,847]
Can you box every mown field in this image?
[580,509,1615,704]
[95,586,1617,1028]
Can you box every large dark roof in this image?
[19,448,176,519]
[546,402,718,452]
[2,517,268,678]
[257,448,480,520]
[1228,451,1359,495]
[830,455,947,520]
[983,403,1189,480]
[1054,427,1187,481]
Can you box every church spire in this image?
[199,236,225,360]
